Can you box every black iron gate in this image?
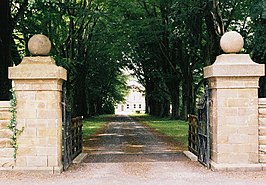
[188,114,198,156]
[197,84,210,168]
[188,83,211,168]
[62,83,83,171]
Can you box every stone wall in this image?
[0,101,14,169]
[258,98,266,163]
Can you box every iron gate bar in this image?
[188,114,198,156]
[197,84,210,168]
[62,82,72,171]
[62,82,83,171]
[70,116,83,159]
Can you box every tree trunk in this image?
[145,96,149,114]
[204,0,224,65]
[0,0,12,100]
[181,77,192,120]
[162,99,170,117]
[73,66,88,117]
[144,83,152,114]
[168,80,180,119]
[170,92,180,119]
[254,18,266,97]
[149,99,156,116]
[181,71,194,120]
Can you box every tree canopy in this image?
[1,0,265,119]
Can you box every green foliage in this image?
[107,0,265,118]
[14,0,128,116]
[8,88,24,161]
[250,0,266,61]
[10,0,265,117]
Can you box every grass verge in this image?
[130,114,188,151]
[83,114,113,140]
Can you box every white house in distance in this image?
[115,76,145,115]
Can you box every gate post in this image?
[8,34,67,173]
[204,31,265,171]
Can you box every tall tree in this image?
[9,0,261,120]
[0,0,12,100]
[16,0,128,117]
[0,0,28,100]
[250,0,266,97]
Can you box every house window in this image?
[139,104,141,109]
[134,104,136,109]
[127,104,129,109]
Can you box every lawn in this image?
[130,114,188,150]
[82,114,113,140]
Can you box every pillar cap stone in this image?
[28,34,51,56]
[8,57,67,81]
[203,54,265,79]
[220,31,244,53]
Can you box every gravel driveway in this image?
[1,161,266,185]
[83,115,183,163]
[1,115,266,185]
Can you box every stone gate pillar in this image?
[8,34,67,173]
[204,31,265,170]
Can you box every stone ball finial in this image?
[220,31,244,53]
[28,34,51,56]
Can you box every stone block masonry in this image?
[7,56,66,173]
[4,34,67,173]
[258,99,266,163]
[204,31,265,171]
[0,101,14,169]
